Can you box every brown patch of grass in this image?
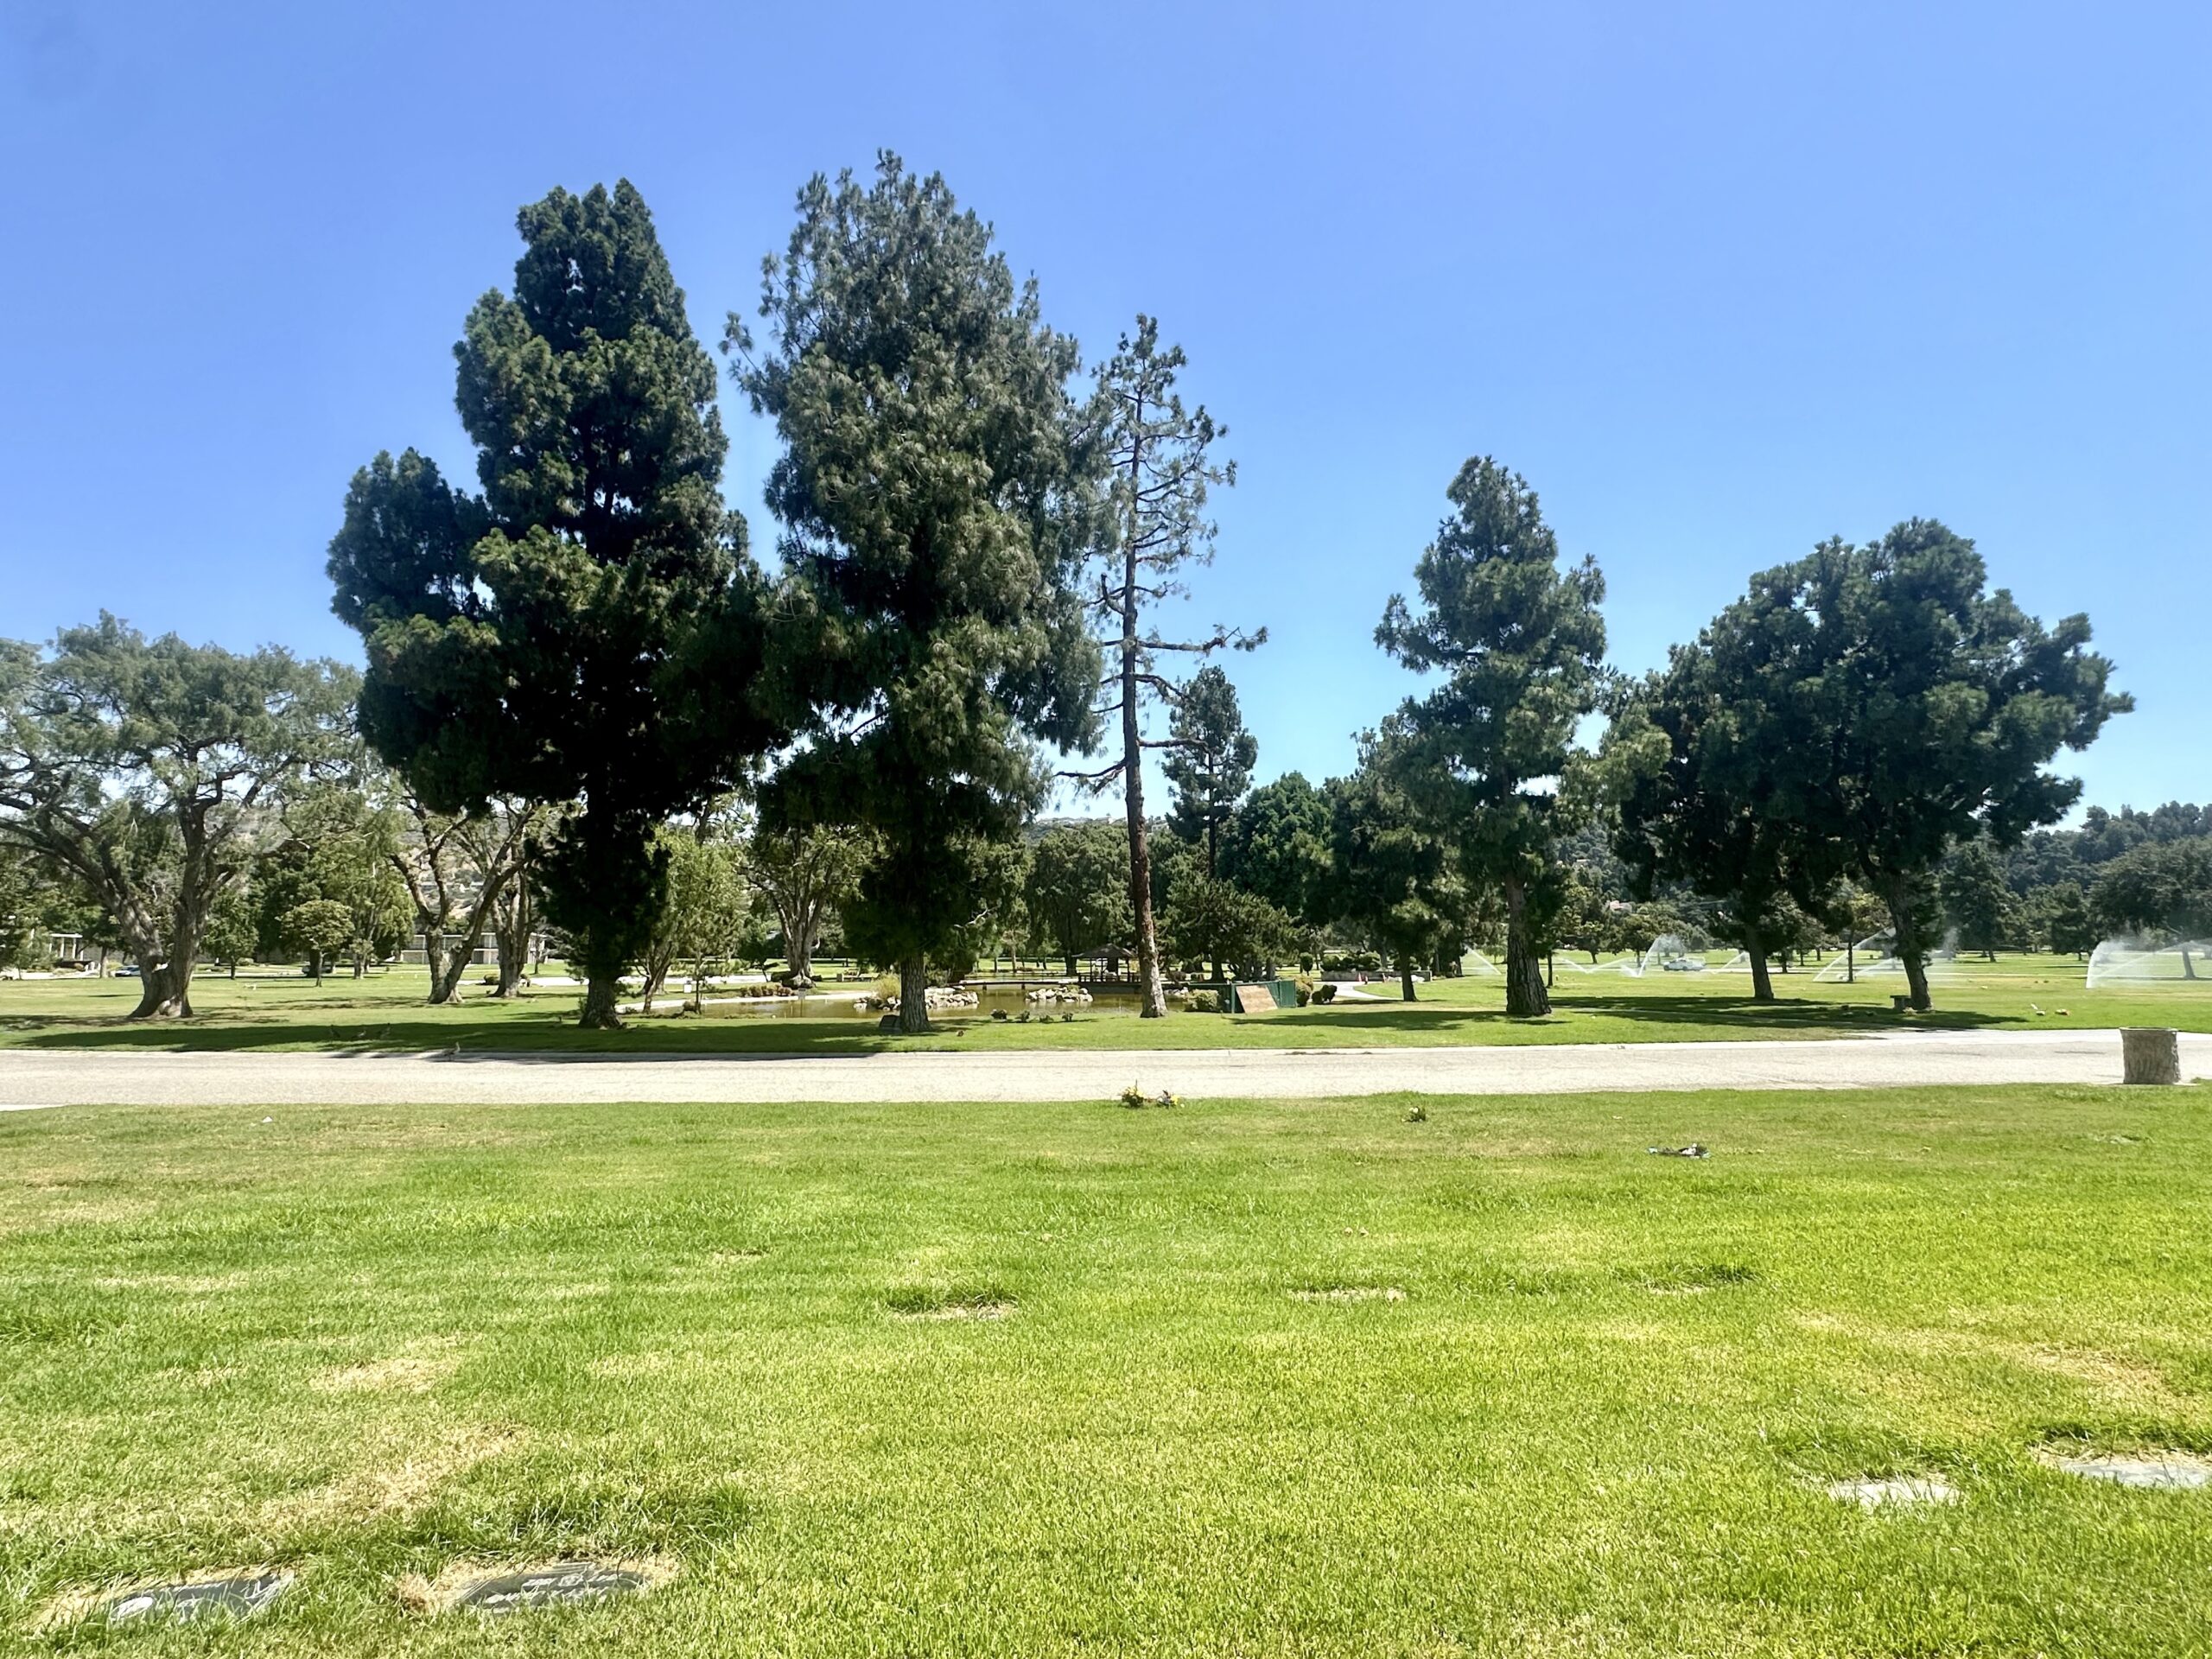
[1791,1310,2184,1409]
[315,1352,458,1395]
[255,1421,520,1530]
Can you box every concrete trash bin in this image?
[2121,1027,2182,1086]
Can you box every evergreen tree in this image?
[1161,665,1256,876]
[733,156,1101,1033]
[2038,880,2096,957]
[1376,458,1607,1016]
[1076,318,1260,1016]
[1721,523,2127,1009]
[1940,839,2024,958]
[329,181,780,1027]
[2092,838,2212,976]
[1220,772,1333,930]
[1324,725,1468,1002]
[1608,632,1832,1002]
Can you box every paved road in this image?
[1,1029,2204,1110]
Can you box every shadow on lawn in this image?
[3,988,2019,1054]
[1,1011,902,1057]
[1306,993,2013,1036]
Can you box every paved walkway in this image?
[1,1029,2204,1110]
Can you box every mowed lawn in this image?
[5,1085,2212,1655]
[3,955,2208,1055]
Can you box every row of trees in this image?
[2,158,2161,1023]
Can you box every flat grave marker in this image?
[106,1571,291,1626]
[456,1560,652,1614]
[2041,1449,2212,1491]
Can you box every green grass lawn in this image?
[3,954,2208,1055]
[5,1084,2211,1654]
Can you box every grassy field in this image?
[4,1084,2211,1654]
[1,954,2207,1055]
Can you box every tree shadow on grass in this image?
[1300,993,2016,1037]
[3,991,2020,1056]
[2,1012,904,1058]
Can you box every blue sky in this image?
[3,0,2205,815]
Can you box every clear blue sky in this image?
[3,0,2205,815]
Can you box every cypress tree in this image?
[329,181,779,1027]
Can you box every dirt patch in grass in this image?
[1823,1474,1961,1508]
[397,1553,677,1615]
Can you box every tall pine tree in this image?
[329,181,779,1027]
[1376,458,1607,1017]
[733,156,1100,1033]
[1077,318,1258,1016]
[1162,665,1257,878]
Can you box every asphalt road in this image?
[2,1028,2205,1110]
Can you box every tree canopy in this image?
[0,616,355,1016]
[1162,664,1257,876]
[733,154,1100,1031]
[1324,726,1467,1001]
[1220,771,1332,931]
[1023,821,1133,975]
[2092,837,2212,976]
[1713,522,2129,1007]
[328,179,780,1027]
[1376,457,1606,1015]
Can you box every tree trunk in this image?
[1065,950,1078,977]
[493,888,529,997]
[639,943,675,1014]
[422,931,456,1004]
[1121,555,1169,1020]
[578,930,624,1029]
[1399,962,1417,1001]
[130,960,193,1019]
[430,944,472,1006]
[785,912,815,985]
[897,955,931,1034]
[1502,875,1550,1017]
[1901,950,1931,1011]
[1748,944,1774,1003]
[2183,947,2198,982]
[1880,878,1934,1012]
